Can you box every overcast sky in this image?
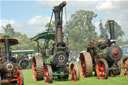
[0,0,128,40]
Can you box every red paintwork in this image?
[96,60,106,79]
[112,48,120,58]
[70,64,76,81]
[79,58,86,77]
[44,66,49,83]
[0,39,18,45]
[1,66,22,85]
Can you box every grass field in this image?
[2,69,128,85]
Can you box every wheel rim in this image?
[44,66,49,83]
[96,59,108,79]
[70,64,76,81]
[20,60,29,69]
[17,72,21,85]
[32,56,44,81]
[32,58,37,80]
[122,57,128,76]
[79,52,93,77]
[79,56,86,77]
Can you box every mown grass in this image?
[2,69,128,85]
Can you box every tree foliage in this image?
[99,20,108,39]
[64,10,98,51]
[1,24,36,50]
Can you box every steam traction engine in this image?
[31,1,79,83]
[0,36,24,85]
[79,20,128,79]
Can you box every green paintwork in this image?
[108,66,127,70]
[32,32,70,76]
[31,32,55,41]
[12,50,35,54]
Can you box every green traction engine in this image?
[31,1,79,83]
[79,20,128,79]
[12,50,35,70]
[0,36,24,85]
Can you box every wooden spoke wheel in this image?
[70,63,80,81]
[32,56,44,81]
[17,71,24,85]
[44,65,53,83]
[122,56,128,76]
[19,59,30,70]
[79,52,93,78]
[96,59,109,79]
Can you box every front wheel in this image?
[70,63,80,81]
[96,59,109,79]
[44,65,53,83]
[17,71,24,85]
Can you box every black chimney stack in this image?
[4,36,10,61]
[108,20,115,40]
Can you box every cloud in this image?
[28,16,51,36]
[28,16,50,27]
[36,0,97,8]
[0,19,27,35]
[101,1,128,40]
[96,0,114,10]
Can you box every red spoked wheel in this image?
[96,59,109,79]
[122,56,128,76]
[17,71,24,85]
[70,63,80,81]
[44,65,53,83]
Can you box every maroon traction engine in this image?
[0,36,24,85]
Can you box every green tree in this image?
[45,21,55,32]
[1,24,36,50]
[2,24,15,37]
[99,20,107,39]
[65,10,98,51]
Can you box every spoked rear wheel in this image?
[44,65,53,83]
[122,56,128,76]
[79,52,93,77]
[96,59,109,79]
[32,56,44,81]
[70,63,80,81]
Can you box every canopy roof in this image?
[31,32,55,41]
[12,50,35,54]
[0,39,18,45]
